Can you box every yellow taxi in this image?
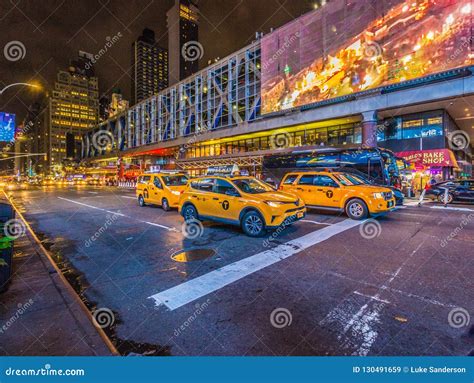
[279,171,396,220]
[136,171,189,211]
[178,166,306,237]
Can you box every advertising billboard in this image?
[0,112,16,142]
[261,0,473,114]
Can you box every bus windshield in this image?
[333,173,365,186]
[233,178,275,194]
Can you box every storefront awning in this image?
[396,149,459,168]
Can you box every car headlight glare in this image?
[264,201,283,208]
[372,192,384,199]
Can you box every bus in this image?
[262,146,405,204]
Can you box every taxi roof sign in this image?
[206,164,240,176]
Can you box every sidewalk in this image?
[0,212,114,356]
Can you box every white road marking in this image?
[353,291,390,304]
[430,205,474,212]
[328,271,456,308]
[301,219,333,226]
[88,191,99,194]
[144,221,177,232]
[149,219,363,310]
[404,200,425,206]
[121,196,137,200]
[57,197,175,231]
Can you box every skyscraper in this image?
[131,28,168,104]
[47,52,99,170]
[167,0,199,85]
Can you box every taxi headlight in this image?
[171,190,181,196]
[372,192,384,199]
[264,201,284,208]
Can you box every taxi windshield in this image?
[162,175,188,186]
[233,178,275,194]
[333,173,365,186]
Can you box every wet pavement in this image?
[5,186,474,356]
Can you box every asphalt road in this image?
[8,186,474,356]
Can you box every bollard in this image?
[442,187,449,207]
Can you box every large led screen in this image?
[261,0,473,114]
[0,112,16,142]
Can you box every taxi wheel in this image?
[345,199,368,220]
[183,204,199,221]
[138,195,146,207]
[162,198,170,211]
[241,211,266,237]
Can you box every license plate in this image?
[297,211,304,219]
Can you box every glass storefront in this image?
[183,122,361,159]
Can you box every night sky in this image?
[0,0,316,123]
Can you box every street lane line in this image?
[121,196,136,199]
[301,220,333,226]
[144,221,178,232]
[430,205,474,212]
[149,219,363,310]
[353,291,390,304]
[57,197,175,231]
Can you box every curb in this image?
[3,190,120,356]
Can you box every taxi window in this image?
[198,178,214,192]
[162,175,188,186]
[214,179,238,195]
[154,177,163,189]
[283,174,298,184]
[139,176,151,184]
[314,175,338,187]
[298,175,314,185]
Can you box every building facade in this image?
[131,28,168,104]
[167,0,199,85]
[48,68,99,171]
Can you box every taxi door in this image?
[149,176,164,204]
[296,174,341,208]
[190,178,215,216]
[210,179,245,223]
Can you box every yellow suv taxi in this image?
[178,171,306,237]
[136,172,189,211]
[279,171,395,220]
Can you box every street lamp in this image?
[0,82,41,95]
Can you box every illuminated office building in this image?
[131,28,168,104]
[167,0,199,85]
[48,60,99,169]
